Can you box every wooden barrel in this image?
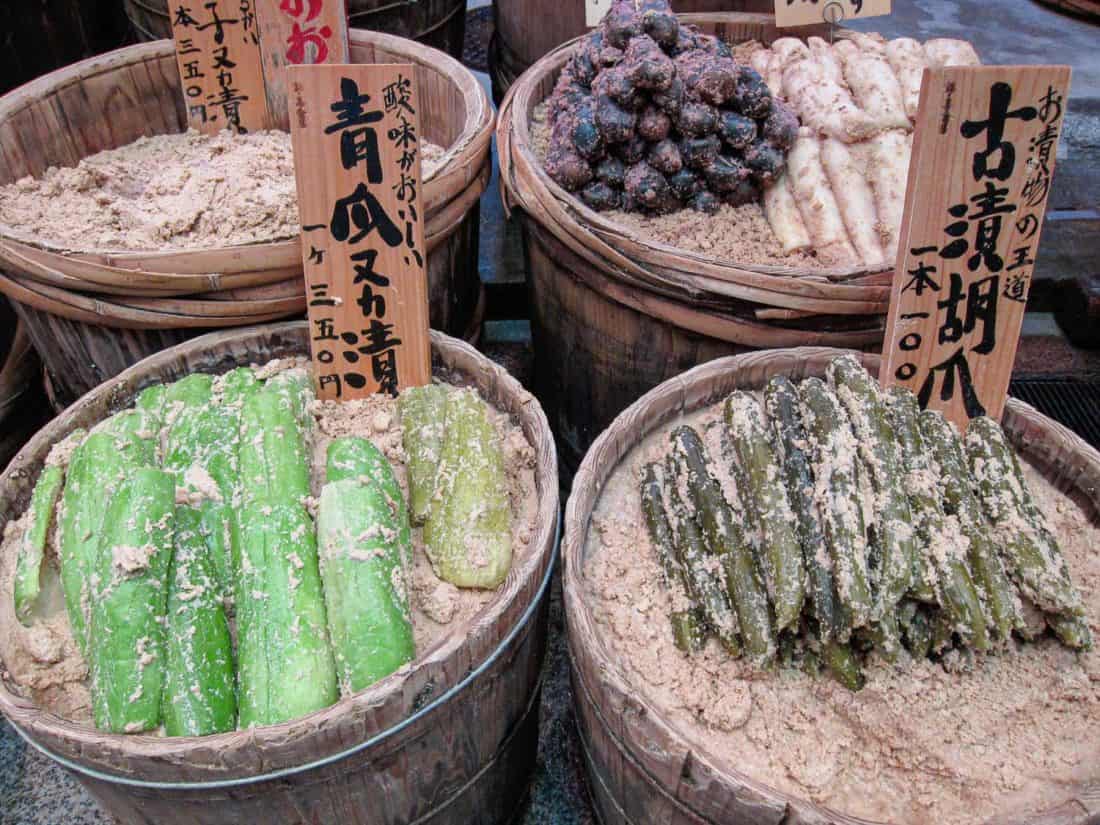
[489,0,773,102]
[125,0,467,59]
[563,346,1100,825]
[0,320,559,825]
[498,13,887,476]
[0,29,492,406]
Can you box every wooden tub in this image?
[0,321,559,825]
[562,346,1100,825]
[497,13,894,476]
[0,29,492,406]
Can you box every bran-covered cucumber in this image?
[326,436,412,565]
[89,467,175,733]
[236,501,338,727]
[162,506,236,736]
[318,465,415,693]
[424,388,512,589]
[238,385,312,509]
[398,384,448,524]
[670,425,774,662]
[723,391,805,632]
[13,465,65,626]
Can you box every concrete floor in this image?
[2,1,1099,823]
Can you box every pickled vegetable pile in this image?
[544,0,798,214]
[11,368,513,735]
[641,356,1090,690]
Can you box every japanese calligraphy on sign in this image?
[882,66,1071,430]
[169,0,272,133]
[254,0,349,130]
[288,64,431,401]
[775,0,891,28]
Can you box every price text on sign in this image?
[882,65,1071,430]
[255,0,350,131]
[288,64,431,401]
[775,0,891,29]
[169,0,272,133]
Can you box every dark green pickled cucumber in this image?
[14,465,64,626]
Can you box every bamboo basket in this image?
[126,0,469,60]
[488,0,772,103]
[0,28,492,405]
[498,12,889,474]
[0,321,559,825]
[562,345,1100,825]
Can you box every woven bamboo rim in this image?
[0,321,558,782]
[498,13,894,322]
[563,346,1100,825]
[0,29,493,301]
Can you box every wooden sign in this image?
[775,0,891,28]
[288,64,431,401]
[169,0,273,133]
[255,0,350,131]
[881,66,1071,430]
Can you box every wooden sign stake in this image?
[168,0,273,134]
[288,63,432,401]
[254,0,350,131]
[881,65,1072,431]
[775,0,891,30]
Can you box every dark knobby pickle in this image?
[668,167,702,201]
[595,156,627,188]
[594,66,640,108]
[594,94,637,144]
[624,161,671,211]
[716,111,757,150]
[675,51,738,106]
[702,154,748,193]
[679,134,720,170]
[652,75,685,116]
[675,100,718,136]
[688,190,720,214]
[604,0,641,48]
[615,134,648,164]
[637,105,672,142]
[546,147,593,191]
[648,138,683,175]
[624,35,675,91]
[641,7,679,47]
[570,100,604,160]
[763,104,799,151]
[733,66,773,117]
[580,181,621,211]
[743,142,785,183]
[721,178,759,208]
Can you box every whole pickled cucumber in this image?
[765,376,846,642]
[799,378,874,632]
[663,456,742,656]
[827,355,916,613]
[89,468,176,733]
[398,384,448,524]
[14,465,65,625]
[670,426,774,662]
[888,390,990,651]
[920,409,1022,642]
[723,392,805,631]
[966,417,1085,624]
[326,437,412,566]
[424,388,512,589]
[162,506,236,736]
[239,385,312,509]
